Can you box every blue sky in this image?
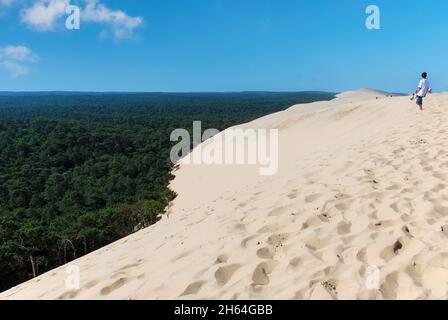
[0,0,447,92]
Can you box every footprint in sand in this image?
[267,233,289,248]
[380,271,421,300]
[288,257,302,268]
[268,206,293,217]
[256,246,275,259]
[241,235,262,248]
[214,264,241,286]
[380,240,403,262]
[390,199,413,217]
[334,202,349,211]
[386,184,401,191]
[57,290,79,299]
[252,260,277,286]
[180,280,205,296]
[337,221,352,235]
[305,193,322,203]
[84,279,100,289]
[305,237,333,252]
[215,254,229,264]
[100,277,128,295]
[287,190,298,199]
[431,184,446,193]
[234,223,246,231]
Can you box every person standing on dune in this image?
[414,72,432,111]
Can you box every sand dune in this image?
[3,88,448,300]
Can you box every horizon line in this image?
[0,90,337,94]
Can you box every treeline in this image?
[0,91,334,290]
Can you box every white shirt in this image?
[417,79,431,97]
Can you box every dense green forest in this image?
[0,91,334,290]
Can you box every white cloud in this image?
[21,0,69,31]
[83,0,143,39]
[2,60,30,77]
[1,45,39,62]
[19,0,143,39]
[0,45,39,78]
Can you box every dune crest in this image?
[3,89,448,300]
[335,88,400,100]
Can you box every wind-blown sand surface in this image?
[3,88,448,300]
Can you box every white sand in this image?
[2,88,448,300]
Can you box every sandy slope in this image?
[3,89,448,300]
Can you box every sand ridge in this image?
[2,89,448,300]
